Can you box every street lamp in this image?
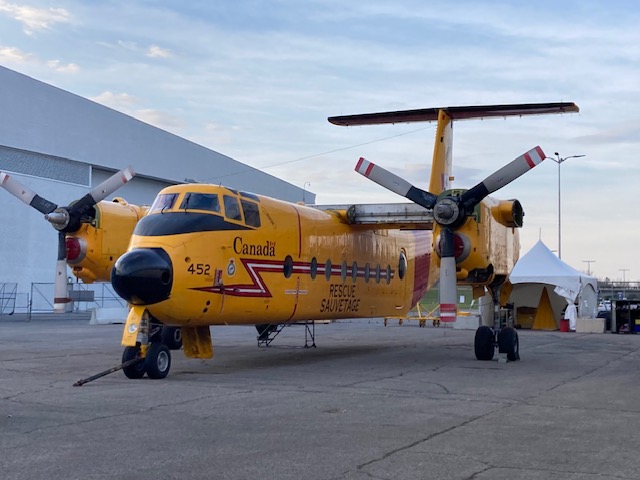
[548,152,585,259]
[302,181,311,203]
[582,260,596,276]
[620,268,630,299]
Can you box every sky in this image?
[0,0,639,281]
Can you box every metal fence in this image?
[29,282,126,316]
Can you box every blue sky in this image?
[1,0,639,280]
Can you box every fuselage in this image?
[112,184,436,327]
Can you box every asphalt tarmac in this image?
[2,316,640,480]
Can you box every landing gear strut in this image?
[474,282,519,362]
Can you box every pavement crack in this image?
[356,408,500,472]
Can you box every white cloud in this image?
[46,59,79,73]
[0,0,71,35]
[147,44,172,58]
[90,91,139,110]
[0,45,34,63]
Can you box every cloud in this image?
[135,109,185,130]
[46,59,79,74]
[0,0,71,35]
[89,91,140,110]
[147,45,172,58]
[0,45,34,63]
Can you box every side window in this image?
[351,261,358,283]
[283,255,293,278]
[223,195,242,221]
[325,259,332,281]
[241,199,261,228]
[398,251,407,280]
[310,257,318,280]
[341,261,347,283]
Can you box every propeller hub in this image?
[45,208,71,230]
[111,248,173,305]
[433,197,462,227]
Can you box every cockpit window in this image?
[149,193,178,213]
[223,195,242,221]
[241,200,261,228]
[180,193,221,213]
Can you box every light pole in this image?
[303,181,311,203]
[548,152,585,259]
[620,268,630,299]
[582,260,596,276]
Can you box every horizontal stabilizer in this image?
[328,102,579,126]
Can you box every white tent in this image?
[508,240,598,328]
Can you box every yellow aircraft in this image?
[0,102,578,380]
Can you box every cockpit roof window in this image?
[180,193,221,213]
[149,193,178,213]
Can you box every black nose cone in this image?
[112,248,173,305]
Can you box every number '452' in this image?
[188,264,210,275]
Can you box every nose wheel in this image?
[121,342,172,379]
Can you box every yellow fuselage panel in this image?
[128,187,435,326]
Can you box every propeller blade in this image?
[355,158,437,209]
[438,228,457,323]
[461,146,545,209]
[69,166,135,216]
[53,232,70,313]
[0,171,58,214]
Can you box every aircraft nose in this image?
[111,248,173,305]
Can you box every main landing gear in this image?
[122,324,182,380]
[474,323,520,362]
[474,281,520,363]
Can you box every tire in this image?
[145,343,172,379]
[122,343,146,379]
[498,327,520,361]
[161,326,183,350]
[474,326,495,361]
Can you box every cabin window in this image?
[180,193,220,212]
[386,265,392,284]
[341,261,347,283]
[223,195,242,221]
[375,265,381,284]
[310,257,318,280]
[149,193,178,213]
[398,251,407,280]
[364,263,370,283]
[240,199,261,228]
[325,260,332,281]
[283,255,293,278]
[351,261,358,283]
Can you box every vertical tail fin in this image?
[428,110,453,195]
[328,102,579,196]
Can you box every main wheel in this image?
[161,326,183,350]
[498,327,520,361]
[474,325,495,361]
[145,343,172,379]
[122,343,146,379]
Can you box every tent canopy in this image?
[509,240,598,320]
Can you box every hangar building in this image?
[0,66,313,313]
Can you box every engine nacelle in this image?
[66,198,148,283]
[490,199,524,228]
